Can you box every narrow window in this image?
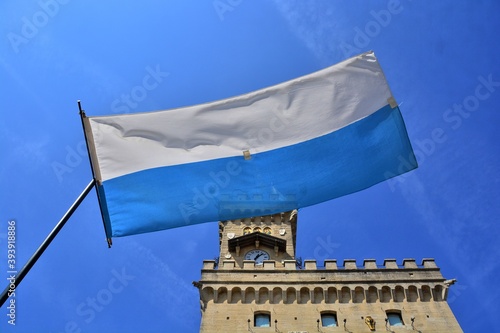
[321,312,338,327]
[254,312,271,327]
[387,311,404,326]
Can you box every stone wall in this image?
[197,258,463,333]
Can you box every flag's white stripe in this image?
[88,51,392,182]
[100,103,416,237]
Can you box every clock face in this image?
[245,249,270,264]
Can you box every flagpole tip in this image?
[77,100,84,114]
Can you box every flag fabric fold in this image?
[83,51,417,237]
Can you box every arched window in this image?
[285,287,296,304]
[216,287,227,303]
[243,227,252,235]
[380,286,392,303]
[254,312,271,327]
[421,285,432,302]
[253,227,262,233]
[299,287,310,304]
[263,227,272,235]
[366,286,378,303]
[320,312,338,327]
[313,287,324,304]
[326,287,337,303]
[201,287,214,304]
[340,287,351,303]
[394,285,405,302]
[407,285,418,302]
[230,287,242,304]
[245,287,255,303]
[433,285,444,301]
[272,287,282,304]
[353,286,365,303]
[258,287,269,304]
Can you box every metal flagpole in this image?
[0,179,96,307]
[78,101,113,248]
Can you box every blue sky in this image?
[1,1,499,332]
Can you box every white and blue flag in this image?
[83,51,417,237]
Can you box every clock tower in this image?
[217,210,297,269]
[194,211,463,333]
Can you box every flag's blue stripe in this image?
[95,183,113,238]
[101,105,416,237]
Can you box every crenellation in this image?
[263,260,275,269]
[363,259,377,269]
[324,259,338,269]
[343,259,357,269]
[203,260,216,270]
[284,260,296,270]
[422,258,438,268]
[202,258,444,272]
[243,260,255,269]
[403,258,418,268]
[222,260,235,269]
[304,260,317,270]
[383,258,398,269]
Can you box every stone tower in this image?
[194,211,463,332]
